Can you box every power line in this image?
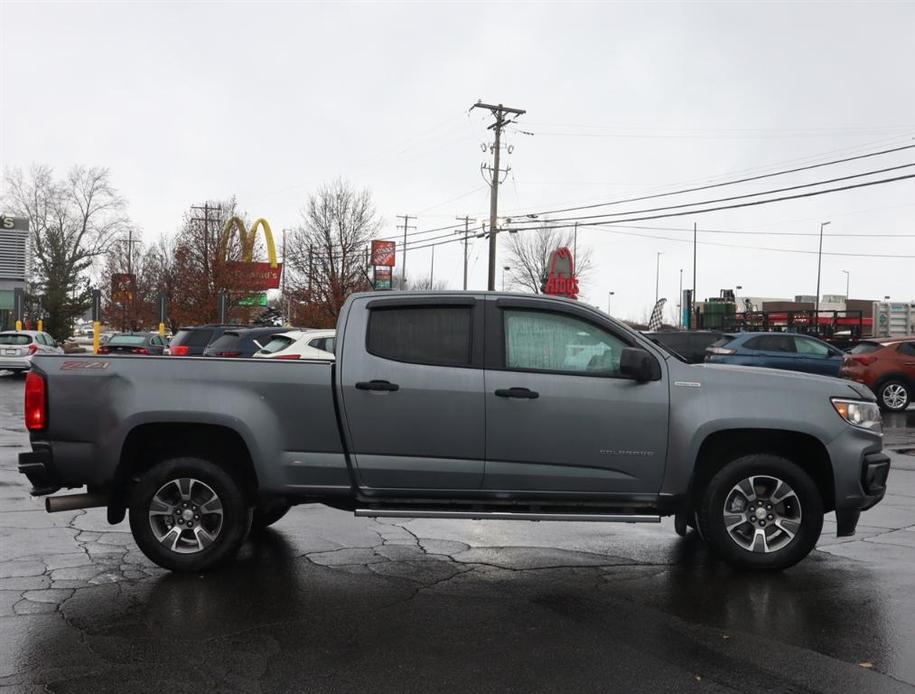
[506,162,915,227]
[377,221,466,241]
[503,173,915,232]
[516,141,915,218]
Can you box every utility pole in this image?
[396,214,416,289]
[471,101,526,290]
[573,221,578,260]
[691,222,697,329]
[815,221,831,319]
[430,245,435,286]
[455,215,475,290]
[678,268,683,328]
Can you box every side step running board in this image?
[355,509,660,523]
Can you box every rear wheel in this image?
[697,454,823,571]
[877,380,910,412]
[128,457,250,572]
[251,499,291,531]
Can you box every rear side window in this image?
[0,334,31,345]
[850,342,882,354]
[897,342,915,357]
[744,335,796,352]
[173,329,215,348]
[368,306,472,366]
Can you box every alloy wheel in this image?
[881,383,908,410]
[148,478,224,554]
[721,475,802,554]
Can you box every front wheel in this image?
[128,457,250,572]
[696,454,823,571]
[877,380,910,412]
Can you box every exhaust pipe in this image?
[45,492,108,513]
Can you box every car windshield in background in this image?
[0,334,31,345]
[849,342,883,354]
[260,336,295,354]
[108,335,147,346]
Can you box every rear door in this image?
[483,298,669,494]
[339,297,485,491]
[742,334,797,370]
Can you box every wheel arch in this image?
[107,422,258,524]
[689,428,835,513]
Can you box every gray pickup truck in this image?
[19,292,890,573]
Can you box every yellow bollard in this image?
[93,321,101,355]
[37,319,43,332]
[15,320,22,332]
[158,322,166,337]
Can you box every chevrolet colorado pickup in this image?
[19,292,890,572]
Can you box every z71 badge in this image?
[61,361,110,370]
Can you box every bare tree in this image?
[503,225,592,294]
[287,179,379,325]
[3,165,131,339]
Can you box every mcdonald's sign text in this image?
[226,261,283,291]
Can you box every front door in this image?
[339,297,485,491]
[483,299,669,494]
[792,336,843,375]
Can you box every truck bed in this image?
[28,354,347,496]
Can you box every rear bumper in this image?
[0,355,33,370]
[18,447,61,495]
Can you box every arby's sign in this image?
[543,247,579,300]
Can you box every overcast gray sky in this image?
[2,0,914,320]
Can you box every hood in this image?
[692,363,875,401]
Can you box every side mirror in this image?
[620,347,661,382]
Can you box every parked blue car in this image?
[705,332,845,376]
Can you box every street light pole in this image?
[607,291,615,315]
[502,265,510,292]
[678,269,683,328]
[655,252,663,305]
[841,269,850,301]
[815,221,831,317]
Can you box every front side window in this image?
[503,309,628,376]
[368,306,472,366]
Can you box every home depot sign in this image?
[543,247,579,300]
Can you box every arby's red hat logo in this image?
[543,247,580,300]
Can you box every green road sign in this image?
[237,292,268,307]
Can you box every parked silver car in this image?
[0,330,64,374]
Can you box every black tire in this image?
[697,454,823,571]
[128,457,250,572]
[876,379,910,412]
[251,500,292,531]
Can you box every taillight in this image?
[170,345,190,356]
[27,343,38,355]
[274,354,300,360]
[706,346,736,356]
[98,346,110,354]
[216,351,241,358]
[850,355,878,366]
[24,371,47,431]
[131,347,150,355]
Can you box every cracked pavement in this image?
[1,377,914,693]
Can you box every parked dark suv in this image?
[202,327,287,358]
[167,325,238,356]
[645,330,724,364]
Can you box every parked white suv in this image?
[253,329,336,360]
[0,331,64,374]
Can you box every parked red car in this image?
[839,336,915,412]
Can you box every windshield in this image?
[108,335,147,346]
[259,335,295,354]
[0,334,32,345]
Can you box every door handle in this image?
[355,380,399,392]
[494,387,539,399]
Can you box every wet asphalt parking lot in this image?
[0,374,913,693]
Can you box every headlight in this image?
[831,398,882,432]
